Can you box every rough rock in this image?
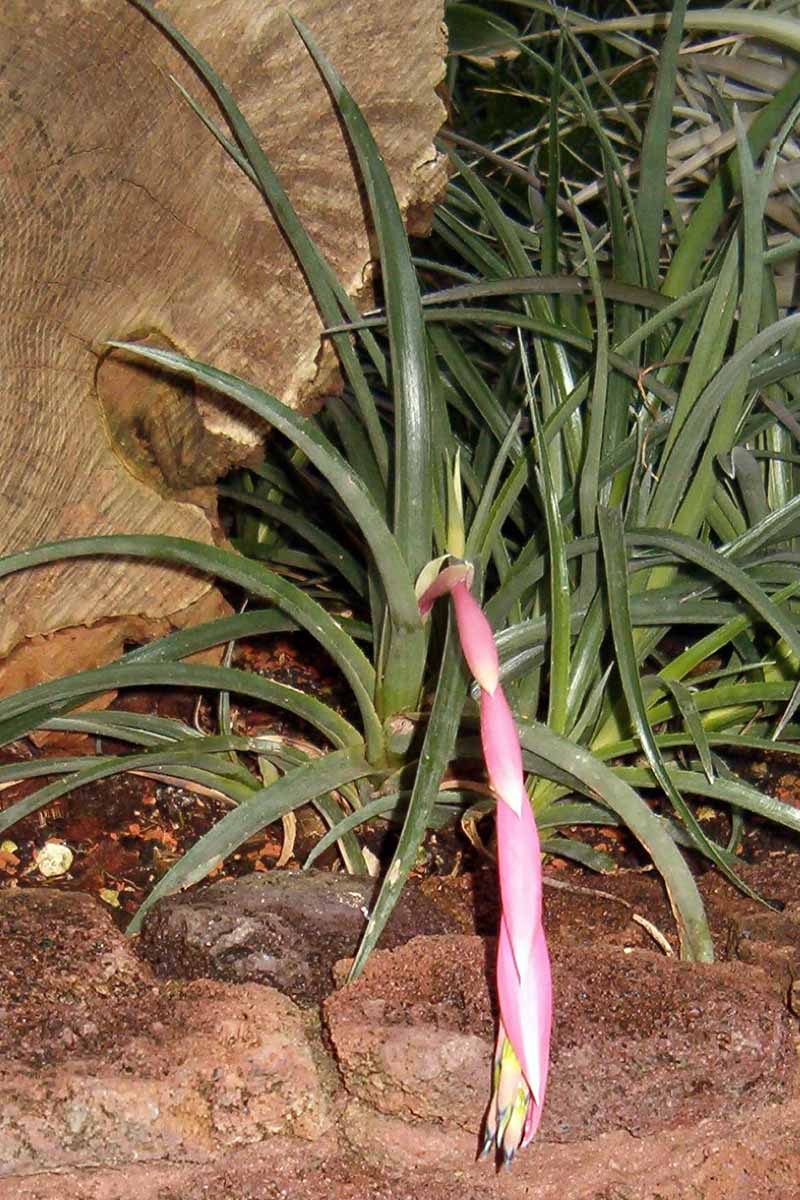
[2,886,800,1199]
[331,1092,800,1200]
[325,934,796,1148]
[7,1099,800,1200]
[137,868,463,1004]
[0,889,330,1175]
[548,940,795,1142]
[0,888,163,1068]
[1,979,330,1174]
[700,850,800,1008]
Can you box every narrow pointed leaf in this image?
[349,614,469,978]
[598,507,754,903]
[0,535,383,752]
[292,17,432,582]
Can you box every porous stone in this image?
[0,888,160,1069]
[0,890,329,1175]
[325,934,796,1144]
[2,889,800,1199]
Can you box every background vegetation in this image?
[2,0,800,969]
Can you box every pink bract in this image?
[493,754,543,977]
[479,684,526,816]
[449,579,500,694]
[497,914,552,1124]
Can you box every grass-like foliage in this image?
[2,1,800,968]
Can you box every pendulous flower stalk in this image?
[417,561,552,1167]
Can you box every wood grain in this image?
[0,0,447,686]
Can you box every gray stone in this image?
[137,868,461,1004]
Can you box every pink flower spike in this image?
[414,564,552,1164]
[450,579,500,694]
[480,685,526,816]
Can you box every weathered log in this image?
[0,0,447,694]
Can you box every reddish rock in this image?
[327,934,493,1130]
[549,940,794,1141]
[325,934,796,1145]
[0,977,331,1174]
[2,888,800,1199]
[7,1098,800,1200]
[0,889,330,1176]
[333,1092,800,1200]
[0,888,163,1068]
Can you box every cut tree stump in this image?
[0,0,447,695]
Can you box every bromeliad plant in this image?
[4,0,800,1164]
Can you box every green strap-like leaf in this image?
[292,18,433,582]
[292,18,434,719]
[541,838,617,873]
[634,0,687,286]
[219,487,367,596]
[0,740,266,837]
[598,506,754,902]
[522,337,570,734]
[0,661,361,752]
[42,711,202,746]
[631,527,800,664]
[466,413,527,564]
[324,275,670,332]
[597,730,800,762]
[108,348,418,631]
[643,680,796,729]
[616,764,800,839]
[645,677,715,784]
